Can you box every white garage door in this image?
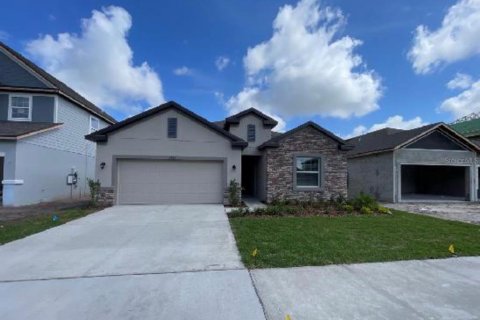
[117,159,224,204]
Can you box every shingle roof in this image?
[0,121,62,139]
[85,101,248,148]
[258,121,352,150]
[347,123,480,157]
[450,118,480,138]
[225,108,278,128]
[0,41,116,124]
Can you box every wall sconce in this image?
[232,165,236,170]
[100,162,106,170]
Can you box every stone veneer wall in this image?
[265,126,348,203]
[98,187,115,206]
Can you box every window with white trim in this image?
[9,95,32,121]
[295,156,321,188]
[90,116,100,133]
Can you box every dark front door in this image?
[241,156,258,197]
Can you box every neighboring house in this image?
[347,123,480,203]
[450,113,480,146]
[86,101,352,205]
[0,42,115,206]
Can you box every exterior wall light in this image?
[100,162,106,170]
[232,165,236,170]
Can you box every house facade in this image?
[347,123,480,203]
[86,101,352,205]
[0,42,115,206]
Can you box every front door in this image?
[241,156,258,197]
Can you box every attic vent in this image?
[167,118,177,138]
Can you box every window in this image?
[247,124,256,142]
[168,117,177,138]
[9,95,31,121]
[295,156,321,188]
[90,116,100,133]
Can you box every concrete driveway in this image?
[0,205,266,320]
[252,257,480,320]
[385,202,480,224]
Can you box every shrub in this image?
[228,179,241,207]
[87,178,101,206]
[228,208,247,218]
[330,194,347,205]
[350,192,378,211]
[360,206,373,215]
[377,206,392,215]
[342,204,354,213]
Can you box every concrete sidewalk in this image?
[251,257,480,320]
[0,270,265,320]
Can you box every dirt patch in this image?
[0,199,106,222]
[383,203,480,224]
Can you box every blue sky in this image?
[1,0,480,137]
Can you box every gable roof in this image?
[85,101,248,148]
[0,121,62,140]
[0,41,116,124]
[224,108,278,128]
[258,121,352,151]
[347,123,480,157]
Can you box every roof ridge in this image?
[86,101,247,148]
[258,120,349,150]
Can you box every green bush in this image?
[228,179,241,207]
[377,206,392,215]
[360,206,373,215]
[87,178,101,206]
[228,208,248,218]
[342,204,354,213]
[350,192,378,211]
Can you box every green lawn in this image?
[230,211,480,268]
[0,207,99,245]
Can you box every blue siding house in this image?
[0,41,116,206]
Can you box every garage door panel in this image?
[117,159,223,204]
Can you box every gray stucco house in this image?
[0,41,115,206]
[86,101,352,205]
[347,123,480,203]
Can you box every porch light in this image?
[100,162,106,170]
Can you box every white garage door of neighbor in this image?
[117,159,224,205]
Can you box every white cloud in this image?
[440,77,480,118]
[173,66,192,76]
[408,0,480,74]
[345,115,428,139]
[215,56,230,71]
[26,6,164,116]
[447,73,473,90]
[226,0,381,127]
